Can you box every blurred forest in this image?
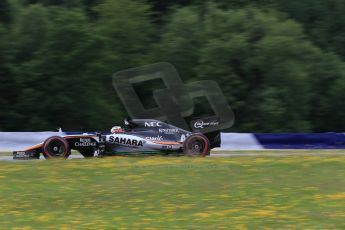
[1,0,345,132]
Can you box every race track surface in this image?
[2,150,345,161]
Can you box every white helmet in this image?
[110,126,124,133]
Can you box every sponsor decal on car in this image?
[144,121,162,127]
[194,120,219,129]
[180,134,186,142]
[145,135,163,141]
[109,136,145,147]
[75,138,97,147]
[159,128,179,134]
[13,151,37,159]
[162,145,173,150]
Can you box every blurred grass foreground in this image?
[1,156,345,229]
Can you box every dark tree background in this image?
[0,0,345,132]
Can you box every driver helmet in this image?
[110,126,125,133]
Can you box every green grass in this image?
[1,155,345,229]
[0,152,11,156]
[1,149,345,157]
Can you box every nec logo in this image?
[145,122,162,127]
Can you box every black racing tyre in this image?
[42,136,70,159]
[78,149,95,158]
[183,133,210,157]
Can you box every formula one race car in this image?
[13,118,221,159]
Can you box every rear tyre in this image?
[78,149,95,158]
[183,133,210,157]
[42,136,70,159]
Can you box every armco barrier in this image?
[215,133,345,150]
[254,133,345,149]
[214,133,264,150]
[1,132,345,151]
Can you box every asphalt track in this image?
[2,151,345,161]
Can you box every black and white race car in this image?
[13,118,221,159]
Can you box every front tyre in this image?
[183,133,210,157]
[42,136,70,159]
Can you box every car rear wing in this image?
[190,117,222,149]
